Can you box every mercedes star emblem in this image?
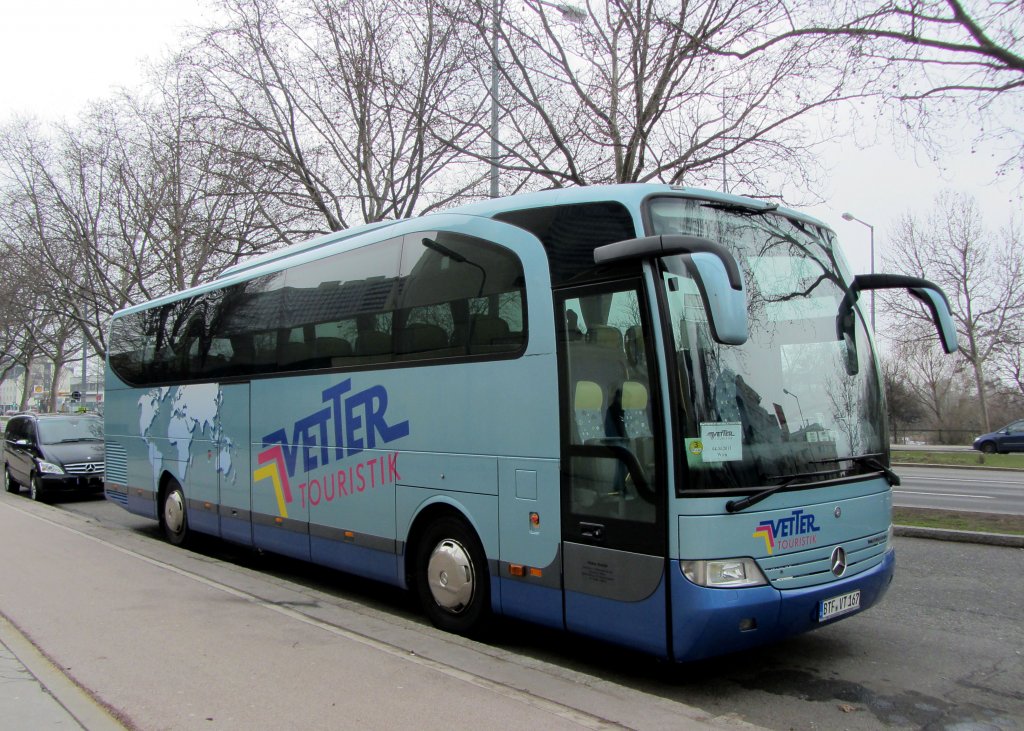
[830,546,848,577]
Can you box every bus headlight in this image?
[680,558,768,588]
[37,460,65,475]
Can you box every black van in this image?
[3,414,104,502]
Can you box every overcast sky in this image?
[0,0,1017,278]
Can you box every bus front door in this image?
[557,281,669,657]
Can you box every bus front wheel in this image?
[414,516,490,636]
[161,480,190,546]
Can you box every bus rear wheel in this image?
[161,480,190,546]
[414,516,490,636]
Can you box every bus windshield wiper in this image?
[725,468,836,513]
[700,201,780,217]
[851,454,901,486]
[810,453,901,486]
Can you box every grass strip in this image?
[892,449,1024,469]
[893,507,1024,536]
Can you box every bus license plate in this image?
[819,590,861,621]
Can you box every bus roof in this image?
[112,184,832,319]
[217,219,402,280]
[443,183,826,228]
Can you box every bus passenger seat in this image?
[356,330,391,357]
[587,323,623,351]
[314,336,352,366]
[622,381,652,438]
[574,380,605,443]
[469,315,510,353]
[280,341,312,367]
[397,323,449,355]
[625,325,646,375]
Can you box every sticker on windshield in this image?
[698,422,742,462]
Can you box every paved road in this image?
[894,465,1024,515]
[21,494,1024,731]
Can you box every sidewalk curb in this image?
[0,615,126,731]
[893,525,1024,548]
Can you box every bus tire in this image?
[161,479,190,547]
[414,516,490,636]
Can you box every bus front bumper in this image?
[670,548,895,662]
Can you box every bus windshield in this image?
[647,196,886,494]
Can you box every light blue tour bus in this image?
[104,184,957,661]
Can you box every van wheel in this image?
[4,466,18,494]
[30,474,47,503]
[161,480,190,546]
[414,516,490,635]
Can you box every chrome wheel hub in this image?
[427,539,475,613]
[164,490,186,536]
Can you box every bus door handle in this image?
[579,522,605,541]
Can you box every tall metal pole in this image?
[489,0,500,199]
[81,324,88,409]
[842,212,876,332]
[721,94,727,193]
[869,225,875,332]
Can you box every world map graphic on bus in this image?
[137,385,237,488]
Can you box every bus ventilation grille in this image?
[760,531,889,590]
[104,441,128,485]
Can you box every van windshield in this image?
[36,417,104,444]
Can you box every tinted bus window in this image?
[398,231,527,358]
[108,231,526,386]
[281,237,403,368]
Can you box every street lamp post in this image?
[489,0,500,198]
[489,2,585,198]
[841,211,875,332]
[782,388,806,429]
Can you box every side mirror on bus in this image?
[593,234,748,346]
[837,274,959,354]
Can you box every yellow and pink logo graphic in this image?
[253,445,292,518]
[253,379,409,517]
[752,509,820,555]
[752,523,775,554]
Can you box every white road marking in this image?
[895,490,995,499]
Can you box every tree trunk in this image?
[48,362,63,413]
[19,356,33,411]
[971,358,991,432]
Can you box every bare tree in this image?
[190,0,484,230]
[737,0,1024,178]
[0,237,40,405]
[881,354,925,444]
[0,76,290,358]
[448,0,871,195]
[882,191,1024,431]
[889,336,969,434]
